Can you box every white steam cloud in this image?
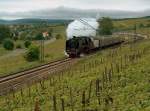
[66,18,99,39]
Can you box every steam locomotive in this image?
[66,36,124,57]
[65,18,124,57]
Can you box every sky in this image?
[0,0,150,13]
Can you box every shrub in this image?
[25,45,40,62]
[0,26,12,43]
[98,17,114,35]
[24,40,31,48]
[34,33,44,40]
[146,24,150,27]
[138,23,144,28]
[55,34,62,40]
[16,44,22,49]
[3,39,14,50]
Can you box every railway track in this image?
[0,33,146,96]
[0,57,77,96]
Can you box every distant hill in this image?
[0,19,72,25]
[113,16,150,21]
[0,16,149,25]
[0,7,150,20]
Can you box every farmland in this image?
[0,17,150,76]
[0,38,150,110]
[0,18,150,110]
[0,24,66,76]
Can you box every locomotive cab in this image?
[66,36,94,58]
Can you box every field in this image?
[0,17,150,76]
[0,25,66,76]
[0,18,150,110]
[113,17,150,32]
[0,38,150,110]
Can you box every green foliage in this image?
[146,23,150,27]
[1,40,150,111]
[55,34,62,40]
[98,17,114,35]
[0,25,12,43]
[16,43,22,49]
[138,23,145,28]
[34,33,44,40]
[24,40,32,48]
[25,45,40,62]
[3,39,14,50]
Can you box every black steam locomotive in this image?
[66,36,124,57]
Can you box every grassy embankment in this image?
[113,17,150,36]
[0,25,66,76]
[0,18,150,76]
[0,38,150,110]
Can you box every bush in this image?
[3,39,14,50]
[146,24,150,27]
[24,40,31,48]
[138,23,144,28]
[25,45,40,62]
[34,33,44,40]
[98,17,114,35]
[0,26,12,43]
[55,34,62,40]
[16,44,22,49]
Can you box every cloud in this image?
[0,7,150,20]
[0,0,149,13]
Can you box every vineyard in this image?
[0,39,150,111]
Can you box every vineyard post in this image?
[82,91,86,111]
[110,63,114,77]
[61,97,65,111]
[34,98,40,111]
[120,56,123,70]
[11,86,15,98]
[102,72,105,89]
[28,86,31,97]
[88,81,92,106]
[49,77,52,86]
[53,95,57,111]
[35,83,38,92]
[20,88,24,105]
[70,88,74,111]
[104,66,108,84]
[96,79,101,105]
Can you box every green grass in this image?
[0,38,65,76]
[0,39,150,111]
[0,24,66,76]
[0,46,9,57]
[113,18,150,32]
[0,18,149,76]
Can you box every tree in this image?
[34,33,44,40]
[25,45,40,62]
[138,23,144,28]
[3,39,14,50]
[24,40,32,48]
[98,17,114,35]
[0,25,12,43]
[16,43,22,49]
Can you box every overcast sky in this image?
[0,0,150,12]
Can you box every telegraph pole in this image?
[134,24,137,42]
[40,34,45,62]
